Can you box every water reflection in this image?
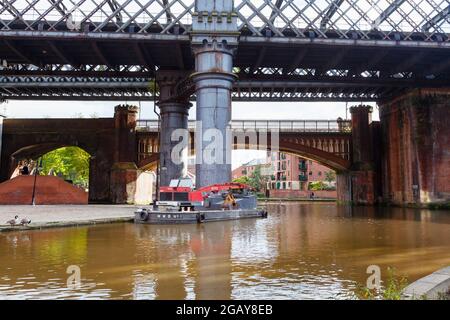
[0,203,449,299]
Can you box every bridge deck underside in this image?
[1,35,449,102]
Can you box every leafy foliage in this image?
[356,267,409,300]
[41,146,90,188]
[232,165,268,191]
[308,180,335,191]
[248,165,268,192]
[233,176,250,185]
[324,171,336,183]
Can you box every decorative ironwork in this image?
[0,1,448,40]
[1,1,449,102]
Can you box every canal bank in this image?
[0,201,337,232]
[0,205,136,232]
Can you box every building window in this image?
[309,171,312,175]
[318,171,322,176]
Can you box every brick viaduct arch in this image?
[1,118,116,202]
[137,132,352,173]
[1,105,382,205]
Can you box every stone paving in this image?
[403,266,450,299]
[0,205,139,231]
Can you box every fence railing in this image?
[136,119,351,133]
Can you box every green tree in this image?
[308,181,327,191]
[233,176,250,185]
[324,170,336,183]
[41,146,90,188]
[248,165,268,192]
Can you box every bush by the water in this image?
[308,181,335,191]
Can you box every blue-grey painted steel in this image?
[422,4,450,32]
[158,102,191,186]
[191,0,238,188]
[157,71,192,186]
[134,208,266,224]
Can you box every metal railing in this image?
[136,119,352,133]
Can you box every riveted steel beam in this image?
[372,0,407,29]
[422,4,450,32]
[320,0,344,30]
[269,0,284,23]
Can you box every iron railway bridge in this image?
[0,0,449,102]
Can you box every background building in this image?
[265,152,335,192]
[232,159,269,180]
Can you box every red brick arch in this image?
[1,118,116,202]
[137,132,352,173]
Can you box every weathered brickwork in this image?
[380,90,450,206]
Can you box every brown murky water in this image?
[0,203,449,300]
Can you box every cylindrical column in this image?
[191,41,237,187]
[158,102,191,186]
[190,0,239,188]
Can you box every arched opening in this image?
[40,146,91,190]
[230,148,341,200]
[10,145,91,186]
[1,144,93,205]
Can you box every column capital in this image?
[155,70,190,86]
[191,0,239,47]
[349,105,373,114]
[156,70,192,104]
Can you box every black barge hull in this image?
[135,209,267,224]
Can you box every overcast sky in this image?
[2,100,378,169]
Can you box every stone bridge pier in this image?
[379,89,450,207]
[338,90,450,207]
[110,105,153,204]
[337,105,379,205]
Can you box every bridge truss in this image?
[1,0,449,102]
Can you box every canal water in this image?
[0,203,449,300]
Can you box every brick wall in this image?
[269,189,337,199]
[380,90,450,205]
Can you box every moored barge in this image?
[135,179,267,224]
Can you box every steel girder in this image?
[422,4,450,32]
[2,72,446,102]
[0,0,448,41]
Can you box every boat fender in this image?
[140,209,149,221]
[196,213,205,224]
